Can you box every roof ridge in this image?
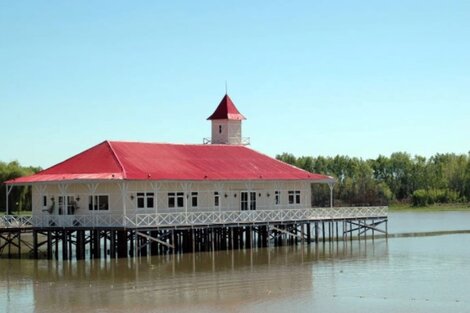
[106,141,127,179]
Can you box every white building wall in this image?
[31,180,312,217]
[211,120,242,144]
[32,182,124,216]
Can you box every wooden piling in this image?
[117,230,127,258]
[62,231,68,260]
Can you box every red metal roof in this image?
[5,141,334,184]
[207,94,246,120]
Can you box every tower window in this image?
[219,125,222,133]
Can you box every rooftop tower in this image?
[206,94,248,145]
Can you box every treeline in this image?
[0,161,42,213]
[1,153,470,212]
[276,152,470,207]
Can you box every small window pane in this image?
[288,191,294,204]
[177,193,184,207]
[147,197,154,208]
[177,197,184,207]
[98,195,109,210]
[295,191,301,204]
[250,192,256,210]
[214,192,219,207]
[168,193,175,208]
[191,192,198,207]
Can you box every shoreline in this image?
[389,203,470,212]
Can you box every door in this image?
[241,192,256,211]
[58,196,76,215]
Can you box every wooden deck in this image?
[0,207,388,260]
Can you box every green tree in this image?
[0,161,41,214]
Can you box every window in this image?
[214,192,220,207]
[137,192,154,209]
[137,193,145,208]
[275,191,280,205]
[168,193,175,208]
[191,192,198,207]
[250,192,256,210]
[177,192,184,207]
[43,195,47,207]
[168,192,184,208]
[241,192,248,211]
[241,192,256,211]
[288,191,301,205]
[147,193,154,208]
[58,196,77,214]
[88,195,109,211]
[219,125,222,133]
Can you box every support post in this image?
[328,182,335,208]
[6,185,13,215]
[33,230,38,259]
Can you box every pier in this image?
[0,206,387,260]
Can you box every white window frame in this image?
[88,194,110,211]
[136,192,155,209]
[168,192,184,208]
[58,195,78,215]
[240,191,256,211]
[274,190,281,206]
[214,191,220,208]
[191,192,198,208]
[288,190,301,205]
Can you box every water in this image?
[1,211,470,313]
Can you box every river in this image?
[1,211,470,313]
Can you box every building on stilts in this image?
[2,94,388,259]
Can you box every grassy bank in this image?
[389,203,470,212]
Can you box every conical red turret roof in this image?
[207,94,246,120]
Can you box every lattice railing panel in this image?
[1,206,387,228]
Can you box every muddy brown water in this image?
[1,211,470,313]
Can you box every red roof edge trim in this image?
[107,141,127,179]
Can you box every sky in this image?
[1,0,469,169]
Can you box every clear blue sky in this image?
[1,1,469,169]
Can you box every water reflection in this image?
[4,211,470,313]
[0,241,388,313]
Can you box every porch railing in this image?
[0,207,387,229]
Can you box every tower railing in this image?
[203,137,250,145]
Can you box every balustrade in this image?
[0,206,387,228]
